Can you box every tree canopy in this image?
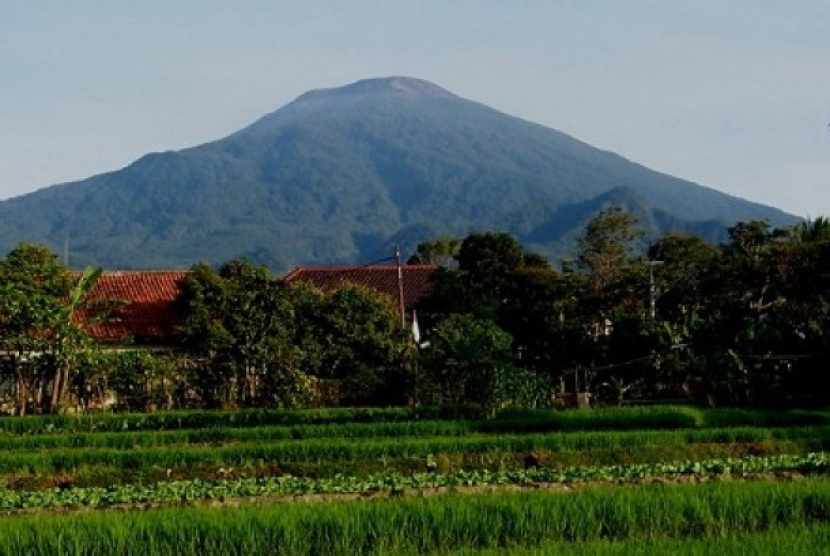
[2,208,828,413]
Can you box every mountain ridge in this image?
[0,76,796,270]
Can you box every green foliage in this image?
[0,244,101,414]
[418,314,512,404]
[177,260,315,409]
[83,350,183,412]
[455,524,830,556]
[312,284,411,403]
[0,78,795,271]
[177,262,412,407]
[0,477,829,554]
[417,210,830,408]
[407,236,460,266]
[0,423,826,476]
[0,404,828,436]
[465,363,552,415]
[0,452,827,511]
[576,207,644,289]
[7,203,830,413]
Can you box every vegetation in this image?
[0,77,823,554]
[0,77,793,270]
[0,402,821,552]
[0,452,828,511]
[449,525,830,556]
[0,244,103,415]
[0,480,828,554]
[0,405,827,435]
[0,404,822,483]
[0,425,827,476]
[2,209,830,413]
[418,213,830,409]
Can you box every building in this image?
[77,271,188,346]
[283,264,437,313]
[79,266,437,344]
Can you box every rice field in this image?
[0,480,829,554]
[0,405,828,554]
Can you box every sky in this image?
[1,1,828,218]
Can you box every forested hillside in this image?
[0,77,795,270]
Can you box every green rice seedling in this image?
[496,406,830,432]
[2,405,829,437]
[0,479,830,554]
[441,522,830,555]
[0,420,476,452]
[0,406,485,436]
[0,426,828,475]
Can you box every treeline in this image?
[0,251,413,414]
[1,208,829,414]
[414,209,830,409]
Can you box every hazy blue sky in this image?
[2,1,828,217]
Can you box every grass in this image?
[443,523,830,555]
[2,405,828,435]
[0,478,827,554]
[0,425,827,475]
[1,417,829,452]
[0,405,827,553]
[0,406,482,435]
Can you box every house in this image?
[283,264,437,313]
[79,265,437,345]
[77,270,188,346]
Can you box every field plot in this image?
[0,406,828,554]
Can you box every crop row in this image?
[0,421,470,451]
[0,476,828,554]
[449,524,830,556]
[0,426,828,474]
[2,405,828,435]
[1,452,827,511]
[3,418,829,454]
[0,406,476,435]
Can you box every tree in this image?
[408,237,460,267]
[576,207,644,293]
[417,232,532,322]
[177,260,308,408]
[455,231,525,318]
[297,283,413,405]
[418,314,548,412]
[675,219,830,406]
[647,233,719,322]
[725,220,776,257]
[178,260,413,408]
[791,216,830,244]
[497,265,565,375]
[0,244,101,414]
[457,232,524,290]
[418,314,511,403]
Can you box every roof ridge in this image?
[101,270,189,274]
[288,264,437,272]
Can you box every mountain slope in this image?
[0,77,796,269]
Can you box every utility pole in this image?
[361,247,407,329]
[648,260,664,320]
[395,246,406,329]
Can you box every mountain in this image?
[0,77,796,270]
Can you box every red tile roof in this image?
[75,265,437,344]
[78,271,187,344]
[283,265,437,309]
